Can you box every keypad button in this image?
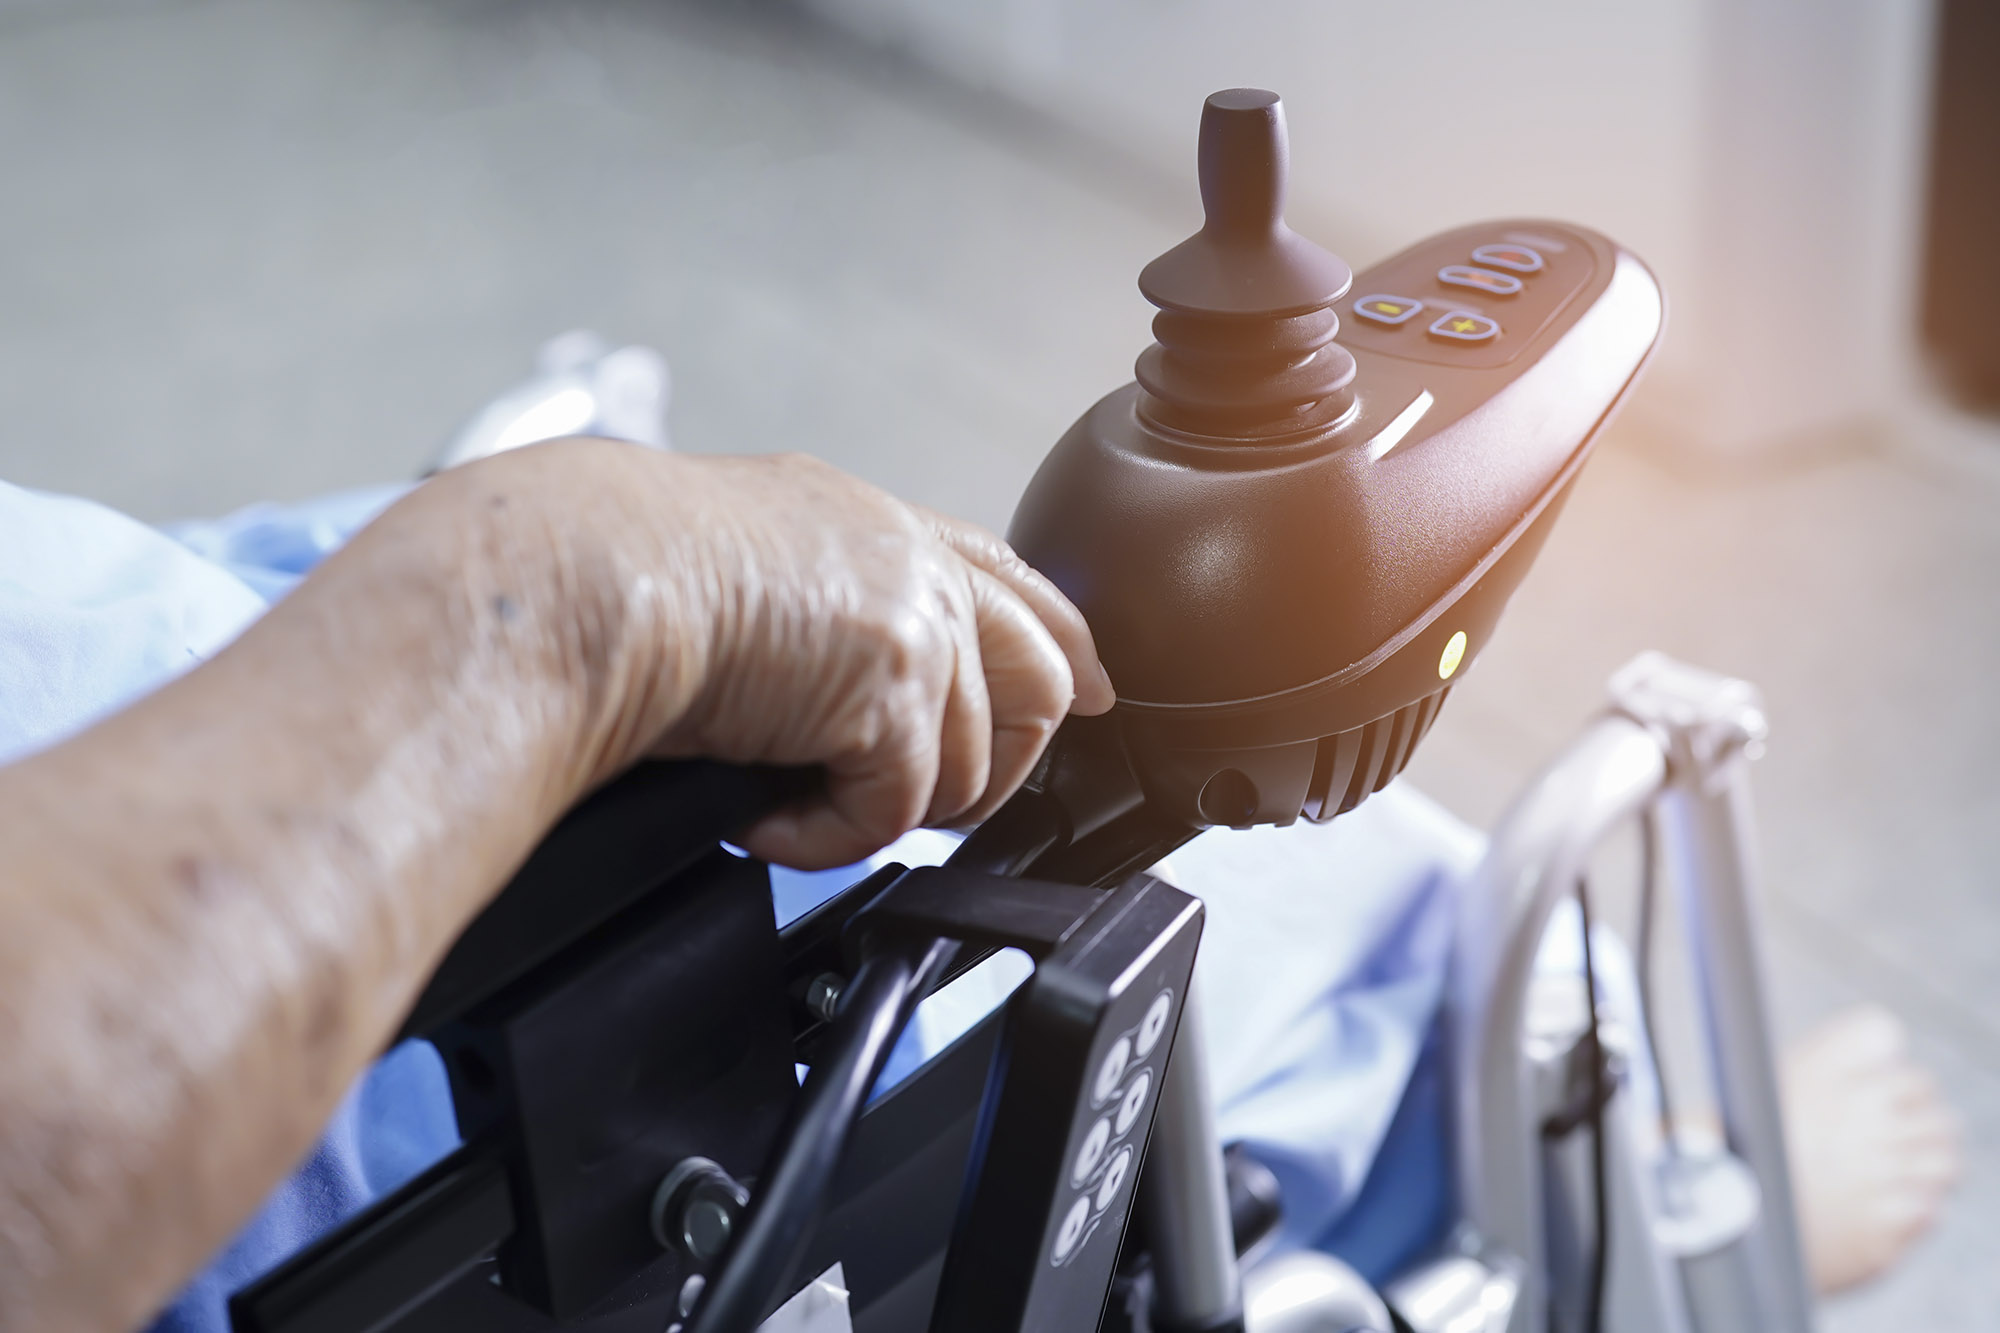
[1471,243,1545,274]
[1352,294,1426,327]
[1092,1037,1132,1106]
[1428,311,1501,344]
[1053,1196,1091,1262]
[1115,1069,1153,1136]
[1136,991,1173,1056]
[1438,265,1524,297]
[1073,1115,1113,1185]
[1095,1145,1135,1213]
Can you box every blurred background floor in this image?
[1,0,1996,1325]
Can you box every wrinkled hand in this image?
[458,443,1114,870]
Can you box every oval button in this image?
[1438,265,1523,297]
[1471,243,1545,274]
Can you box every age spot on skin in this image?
[171,855,223,907]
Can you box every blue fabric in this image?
[146,1043,461,1333]
[0,474,1538,1328]
[161,484,405,603]
[1315,1016,1453,1283]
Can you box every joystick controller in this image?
[1010,88,1663,832]
[241,86,1669,1333]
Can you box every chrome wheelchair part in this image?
[1450,706,1664,1330]
[1383,1251,1520,1333]
[428,328,671,472]
[1609,654,1811,1333]
[1654,1139,1767,1330]
[1531,1008,1692,1333]
[1242,1251,1391,1333]
[1449,652,1810,1333]
[1135,981,1244,1331]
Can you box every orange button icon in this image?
[1471,243,1545,274]
[1438,265,1524,297]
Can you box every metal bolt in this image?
[805,972,845,1022]
[650,1157,748,1259]
[682,1196,734,1261]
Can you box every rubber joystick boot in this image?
[1008,89,1437,830]
[1012,87,1664,834]
[1134,90,1358,438]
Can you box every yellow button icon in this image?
[1438,630,1468,680]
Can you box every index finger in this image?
[913,505,1116,716]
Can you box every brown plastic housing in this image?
[1008,91,1664,829]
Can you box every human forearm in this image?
[0,441,1108,1331]
[0,450,675,1332]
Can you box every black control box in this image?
[927,876,1204,1332]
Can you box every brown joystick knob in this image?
[1135,89,1357,437]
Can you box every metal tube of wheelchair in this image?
[1657,738,1814,1333]
[1135,979,1245,1332]
[1445,710,1672,1333]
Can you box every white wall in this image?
[804,0,1940,458]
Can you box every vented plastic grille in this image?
[1301,687,1451,823]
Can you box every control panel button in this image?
[1073,1115,1112,1185]
[1471,243,1544,274]
[1438,265,1523,297]
[1095,1145,1135,1213]
[1351,294,1426,327]
[1053,1195,1091,1262]
[1092,1036,1132,1106]
[1136,990,1173,1056]
[1428,310,1500,343]
[1115,1070,1152,1135]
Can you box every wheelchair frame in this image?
[1382,651,1814,1333]
[230,653,1812,1333]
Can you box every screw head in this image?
[805,972,845,1022]
[650,1157,747,1258]
[682,1196,734,1261]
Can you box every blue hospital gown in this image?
[0,474,1484,1328]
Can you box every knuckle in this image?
[875,602,949,683]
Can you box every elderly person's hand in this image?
[0,441,1109,1333]
[448,443,1115,869]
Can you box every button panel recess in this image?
[1337,224,1598,368]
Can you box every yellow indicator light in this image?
[1438,630,1468,680]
